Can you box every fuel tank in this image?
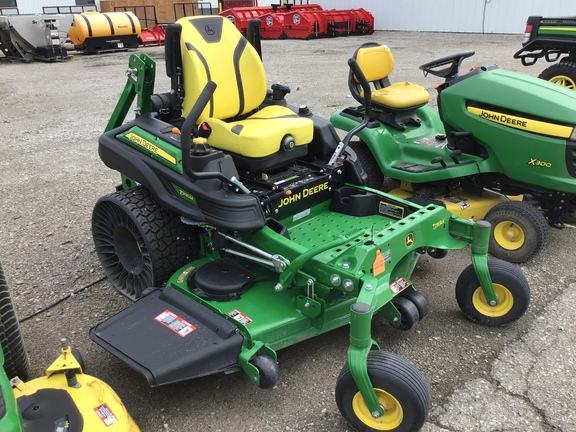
[68,11,141,53]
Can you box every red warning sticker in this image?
[94,403,118,426]
[390,277,410,294]
[154,310,197,337]
[228,309,253,325]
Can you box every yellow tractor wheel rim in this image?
[352,388,403,430]
[472,283,514,317]
[493,221,525,251]
[549,74,576,89]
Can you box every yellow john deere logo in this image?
[467,106,573,139]
[125,132,176,164]
[405,233,415,248]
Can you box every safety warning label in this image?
[155,310,197,337]
[94,403,118,426]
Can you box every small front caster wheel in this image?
[250,355,280,389]
[336,351,430,432]
[456,259,530,326]
[391,297,420,331]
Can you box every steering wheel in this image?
[419,51,475,79]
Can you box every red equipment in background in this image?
[139,24,167,46]
[220,4,374,40]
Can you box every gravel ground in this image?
[1,30,575,432]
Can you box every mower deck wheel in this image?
[0,261,31,380]
[391,297,420,331]
[250,355,280,389]
[538,61,576,90]
[455,259,530,326]
[400,290,429,321]
[484,201,549,263]
[92,186,199,300]
[335,351,429,432]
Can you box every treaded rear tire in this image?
[92,186,200,300]
[538,61,576,90]
[484,201,548,263]
[0,261,31,380]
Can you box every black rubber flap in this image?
[188,258,255,300]
[89,287,243,386]
[17,388,83,432]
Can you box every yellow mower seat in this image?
[353,43,430,109]
[348,42,430,130]
[177,16,313,164]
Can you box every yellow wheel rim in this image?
[493,221,525,251]
[549,75,576,89]
[352,388,403,430]
[472,283,514,317]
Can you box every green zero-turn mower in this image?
[331,43,576,264]
[0,261,140,432]
[89,16,530,432]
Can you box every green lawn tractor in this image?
[88,16,531,432]
[331,43,576,263]
[0,261,140,432]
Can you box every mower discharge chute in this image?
[89,16,530,432]
[331,43,576,264]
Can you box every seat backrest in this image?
[177,16,267,122]
[348,42,395,104]
[354,43,395,83]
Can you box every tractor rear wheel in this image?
[92,186,200,300]
[484,201,548,263]
[350,140,400,191]
[335,350,430,432]
[539,61,576,90]
[455,259,530,326]
[0,261,31,380]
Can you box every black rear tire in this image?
[538,61,576,90]
[92,186,200,300]
[0,261,31,380]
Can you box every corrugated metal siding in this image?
[14,0,575,33]
[270,0,575,34]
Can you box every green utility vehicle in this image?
[88,16,530,432]
[514,15,576,89]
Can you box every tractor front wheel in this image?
[455,259,530,326]
[484,201,548,263]
[92,186,199,300]
[539,61,576,90]
[335,350,430,432]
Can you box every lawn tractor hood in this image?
[440,66,576,193]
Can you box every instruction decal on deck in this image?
[155,310,197,337]
[378,201,404,219]
[94,403,118,426]
[228,309,253,325]
[390,277,410,294]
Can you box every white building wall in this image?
[258,0,576,34]
[12,0,576,33]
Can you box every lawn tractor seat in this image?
[348,42,430,131]
[169,16,314,171]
